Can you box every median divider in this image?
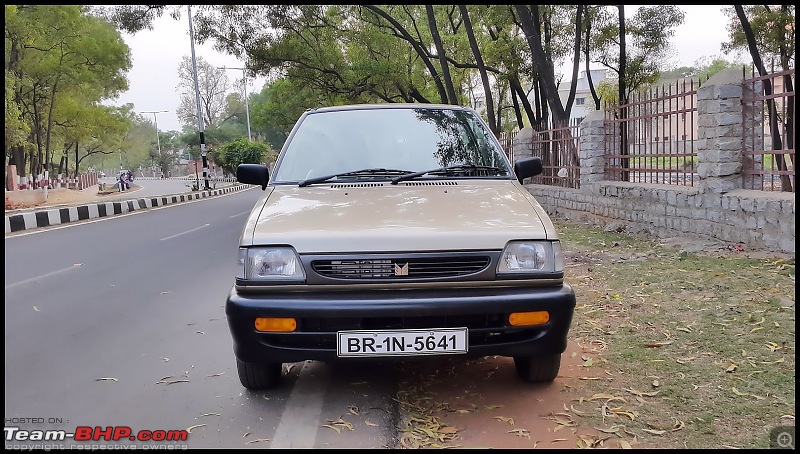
[5,183,251,234]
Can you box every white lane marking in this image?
[4,187,257,238]
[5,263,83,290]
[270,361,328,449]
[229,210,251,219]
[159,223,210,241]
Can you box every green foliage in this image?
[5,5,132,176]
[721,5,795,71]
[218,139,275,175]
[590,5,686,100]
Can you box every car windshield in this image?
[272,106,512,183]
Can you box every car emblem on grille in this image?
[394,262,409,276]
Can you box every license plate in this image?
[337,328,468,357]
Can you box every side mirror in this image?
[237,164,270,190]
[513,157,543,184]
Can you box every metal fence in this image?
[500,68,795,193]
[496,120,581,189]
[527,120,581,188]
[497,130,516,162]
[604,78,700,186]
[741,65,795,192]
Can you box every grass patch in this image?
[555,218,795,448]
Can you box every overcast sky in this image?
[109,5,740,132]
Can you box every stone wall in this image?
[515,68,795,255]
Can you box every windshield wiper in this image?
[390,164,508,185]
[298,168,413,187]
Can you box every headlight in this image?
[497,241,564,275]
[238,247,306,282]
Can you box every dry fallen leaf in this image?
[327,418,354,432]
[348,406,359,416]
[644,341,673,348]
[245,438,270,444]
[610,408,636,420]
[624,388,659,398]
[95,377,118,382]
[494,416,515,426]
[158,379,189,385]
[322,424,341,434]
[365,420,378,427]
[206,372,225,378]
[507,428,530,438]
[641,428,666,435]
[201,413,220,417]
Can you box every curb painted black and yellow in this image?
[5,183,251,234]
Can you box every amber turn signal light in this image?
[255,317,297,332]
[509,311,550,326]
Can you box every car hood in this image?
[242,180,556,253]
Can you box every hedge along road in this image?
[4,185,595,449]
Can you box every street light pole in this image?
[222,66,252,142]
[141,110,168,177]
[188,5,210,190]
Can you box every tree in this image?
[176,55,232,130]
[5,5,131,180]
[730,5,794,192]
[218,139,275,176]
[458,5,497,134]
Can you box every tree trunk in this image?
[510,85,525,130]
[734,5,791,192]
[426,5,458,105]
[363,6,449,105]
[44,79,60,175]
[563,5,584,119]
[618,5,629,181]
[458,5,496,133]
[514,5,568,123]
[584,13,601,110]
[509,76,537,129]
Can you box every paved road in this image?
[100,177,227,201]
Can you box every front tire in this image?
[236,359,282,390]
[514,354,561,383]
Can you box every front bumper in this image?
[226,284,576,363]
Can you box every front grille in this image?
[312,256,491,280]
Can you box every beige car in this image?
[228,104,576,389]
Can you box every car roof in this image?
[306,103,473,114]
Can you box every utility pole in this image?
[221,66,252,142]
[141,110,168,177]
[187,5,210,190]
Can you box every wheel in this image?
[513,354,561,383]
[236,358,282,390]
